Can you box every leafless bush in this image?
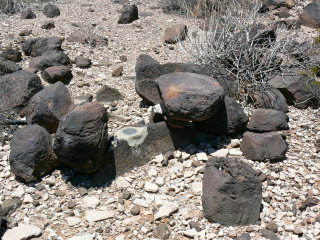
[179,0,320,104]
[0,0,25,14]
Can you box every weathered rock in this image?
[247,109,289,132]
[163,24,188,44]
[73,95,93,106]
[22,37,63,57]
[0,198,22,218]
[195,96,248,135]
[29,51,70,71]
[41,65,72,84]
[2,224,42,240]
[118,4,139,24]
[43,4,60,18]
[269,71,320,109]
[41,20,55,29]
[75,56,92,68]
[202,157,262,226]
[9,125,58,182]
[0,48,22,62]
[156,72,225,121]
[67,31,108,47]
[249,88,288,112]
[101,122,217,178]
[112,66,123,76]
[0,70,43,113]
[54,102,108,173]
[135,55,217,105]
[316,138,320,153]
[20,8,36,19]
[235,233,251,240]
[240,132,288,161]
[96,85,124,102]
[299,1,320,29]
[22,82,73,133]
[261,229,280,240]
[153,224,171,239]
[0,58,22,76]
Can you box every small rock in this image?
[261,229,279,240]
[153,223,171,239]
[112,66,123,77]
[85,210,114,222]
[43,4,60,18]
[83,196,100,208]
[131,205,140,215]
[41,20,55,29]
[2,224,42,240]
[144,182,159,193]
[189,221,201,232]
[154,202,179,220]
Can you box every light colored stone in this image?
[155,177,165,186]
[210,149,229,157]
[148,168,158,177]
[228,148,243,156]
[144,182,159,193]
[83,196,100,208]
[196,152,208,161]
[116,177,131,189]
[85,210,114,222]
[2,224,42,240]
[133,199,149,208]
[67,217,81,226]
[11,185,25,198]
[68,234,96,240]
[23,194,33,203]
[154,201,179,220]
[192,181,202,195]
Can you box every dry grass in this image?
[0,0,25,14]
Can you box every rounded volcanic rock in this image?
[155,72,225,121]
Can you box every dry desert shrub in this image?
[0,0,25,14]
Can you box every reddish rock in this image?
[163,24,188,44]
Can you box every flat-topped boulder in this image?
[156,72,225,121]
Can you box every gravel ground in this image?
[0,0,319,240]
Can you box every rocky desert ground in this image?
[0,0,319,240]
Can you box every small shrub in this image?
[179,0,320,105]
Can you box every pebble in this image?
[67,217,81,226]
[11,185,24,198]
[68,234,96,240]
[210,149,229,157]
[144,182,159,193]
[85,210,114,222]
[154,202,179,220]
[191,181,202,195]
[2,224,42,240]
[83,196,100,208]
[196,152,208,161]
[131,205,140,216]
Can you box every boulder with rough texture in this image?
[29,51,70,71]
[202,157,262,226]
[22,82,73,133]
[20,8,36,19]
[156,72,225,121]
[96,85,124,102]
[250,88,288,112]
[54,102,108,173]
[299,1,320,29]
[43,4,60,18]
[118,4,139,24]
[9,125,58,182]
[41,65,73,84]
[163,24,188,44]
[240,131,288,161]
[22,37,63,57]
[195,96,248,135]
[0,70,43,113]
[67,31,108,47]
[0,58,22,76]
[0,48,22,62]
[268,71,319,109]
[247,109,289,132]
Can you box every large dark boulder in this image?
[29,51,70,71]
[118,4,139,24]
[135,54,235,105]
[54,102,108,174]
[0,58,21,76]
[0,70,43,113]
[43,4,60,18]
[22,37,63,57]
[0,48,22,62]
[247,108,289,132]
[194,96,248,135]
[240,131,288,161]
[41,65,73,84]
[156,72,225,121]
[299,1,320,29]
[22,82,73,133]
[269,71,319,109]
[9,125,58,182]
[202,157,262,226]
